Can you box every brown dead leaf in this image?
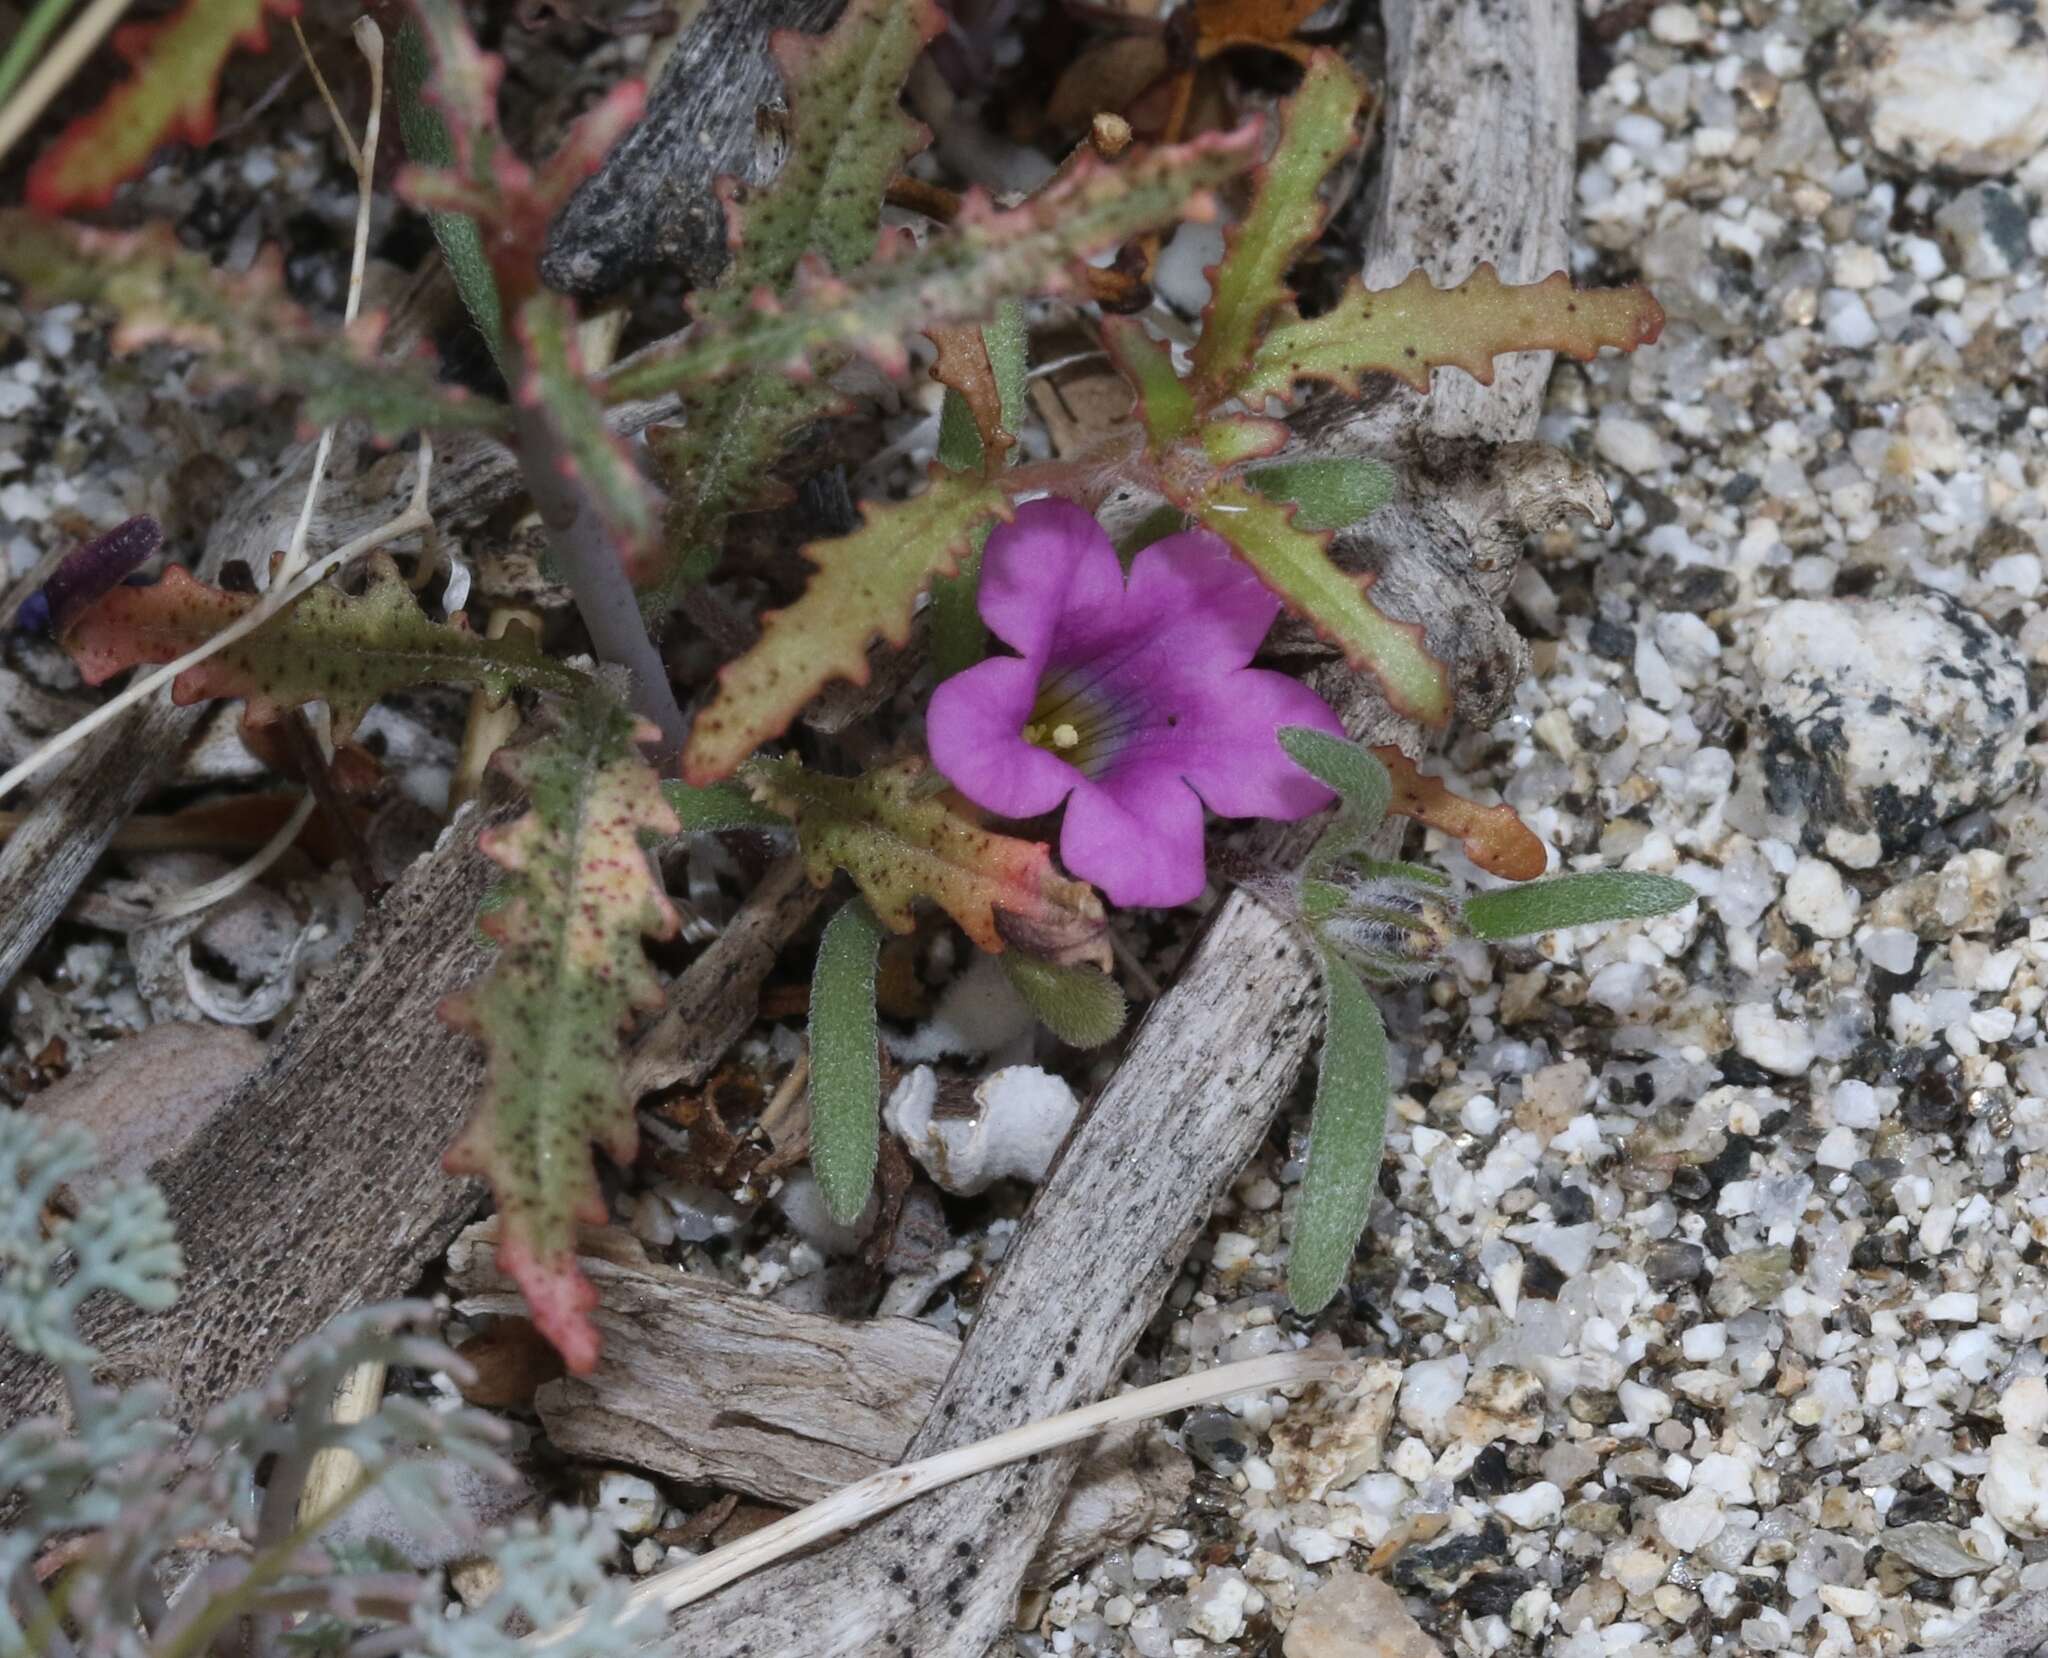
[1373,747,1548,882]
[927,324,1014,474]
[1047,33,1173,133]
[1193,0,1323,56]
[455,1317,567,1409]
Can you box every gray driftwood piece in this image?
[641,3,1584,1650]
[541,0,844,299]
[0,809,496,1431]
[1927,1583,2048,1658]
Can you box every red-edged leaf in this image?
[1375,746,1547,880]
[442,687,680,1372]
[1101,316,1194,449]
[26,0,300,214]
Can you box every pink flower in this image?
[927,498,1344,907]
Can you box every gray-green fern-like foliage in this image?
[0,1112,653,1658]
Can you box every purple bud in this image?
[28,516,163,635]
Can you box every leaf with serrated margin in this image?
[516,290,659,580]
[26,0,299,214]
[720,0,943,301]
[810,898,885,1225]
[441,688,681,1373]
[605,122,1263,403]
[748,755,1111,970]
[1241,265,1667,402]
[1191,480,1449,726]
[0,214,502,437]
[1463,871,1694,940]
[643,371,845,609]
[1374,746,1547,880]
[685,473,1007,782]
[1288,945,1389,1315]
[62,555,585,742]
[1193,52,1363,399]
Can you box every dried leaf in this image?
[1374,746,1547,880]
[1190,481,1449,726]
[0,214,502,437]
[929,324,1015,474]
[1195,0,1326,53]
[26,0,299,214]
[1240,264,1667,402]
[442,688,681,1372]
[748,755,1111,970]
[684,472,1007,783]
[62,556,585,743]
[1192,52,1364,396]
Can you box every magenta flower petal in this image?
[926,655,1081,820]
[1119,527,1280,665]
[925,495,1345,910]
[979,498,1127,663]
[1060,769,1209,908]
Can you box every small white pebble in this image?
[1495,1481,1565,1529]
[1926,1291,1980,1323]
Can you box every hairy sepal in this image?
[26,0,299,214]
[1374,747,1547,881]
[748,755,1110,971]
[62,556,585,743]
[1192,52,1364,397]
[606,123,1263,404]
[1240,265,1667,402]
[1190,481,1449,727]
[684,473,1007,783]
[0,215,501,437]
[441,689,681,1372]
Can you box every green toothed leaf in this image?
[61,555,585,743]
[662,780,788,833]
[810,898,886,1225]
[1192,480,1449,726]
[747,755,1110,969]
[1287,945,1390,1315]
[1194,51,1365,398]
[441,686,682,1373]
[686,473,1007,782]
[1246,457,1397,530]
[1241,265,1667,404]
[1279,726,1391,874]
[1001,955,1128,1049]
[606,123,1263,403]
[1462,871,1694,941]
[0,214,505,437]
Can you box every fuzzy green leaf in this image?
[1247,457,1396,530]
[810,898,885,1225]
[390,16,505,366]
[606,123,1262,403]
[440,688,681,1373]
[1001,955,1127,1049]
[748,755,1111,968]
[687,473,1007,782]
[1102,317,1194,448]
[1193,481,1449,726]
[0,213,504,437]
[1193,52,1364,398]
[720,0,943,301]
[61,555,585,743]
[662,780,788,833]
[1288,946,1390,1316]
[25,0,297,214]
[1280,725,1391,873]
[1241,264,1667,403]
[1462,871,1695,941]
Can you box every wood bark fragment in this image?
[638,0,1580,1652]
